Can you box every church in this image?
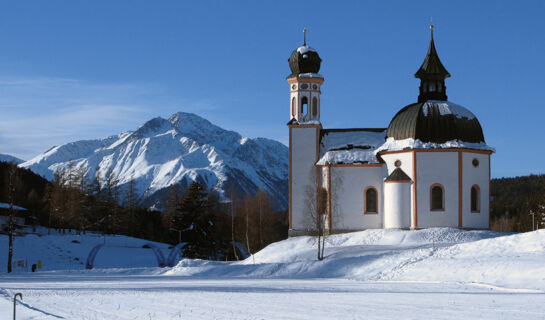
[287,27,494,236]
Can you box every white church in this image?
[287,28,494,236]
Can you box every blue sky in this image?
[0,1,544,178]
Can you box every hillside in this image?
[20,112,288,210]
[167,228,545,290]
[0,229,171,272]
[491,174,545,232]
[0,153,23,164]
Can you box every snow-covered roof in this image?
[317,129,494,166]
[0,202,26,211]
[422,100,476,120]
[376,137,495,154]
[296,45,317,55]
[297,73,323,78]
[318,129,387,165]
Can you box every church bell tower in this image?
[287,29,324,236]
[287,28,324,123]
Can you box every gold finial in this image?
[303,27,307,46]
[430,16,434,30]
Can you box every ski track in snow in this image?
[1,228,545,319]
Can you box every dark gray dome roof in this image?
[288,45,321,77]
[386,100,485,144]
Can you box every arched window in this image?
[471,185,480,213]
[364,187,378,214]
[301,96,308,115]
[312,97,318,117]
[291,97,296,117]
[430,184,444,211]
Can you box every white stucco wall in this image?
[462,152,490,229]
[416,152,459,228]
[381,152,415,227]
[381,150,490,230]
[384,181,412,228]
[329,166,385,230]
[290,126,320,231]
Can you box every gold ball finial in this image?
[430,24,434,31]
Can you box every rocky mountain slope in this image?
[21,112,288,209]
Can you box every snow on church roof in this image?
[422,101,475,119]
[375,137,495,154]
[317,129,387,165]
[317,130,494,166]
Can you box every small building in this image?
[0,202,27,231]
[287,27,493,236]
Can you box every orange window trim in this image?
[458,151,463,227]
[430,183,445,212]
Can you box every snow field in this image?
[1,228,545,319]
[0,229,171,272]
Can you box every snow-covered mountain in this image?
[0,153,24,164]
[21,112,288,209]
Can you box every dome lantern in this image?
[415,25,451,103]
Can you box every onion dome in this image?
[288,45,322,77]
[386,26,485,145]
[386,100,485,144]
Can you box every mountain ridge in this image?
[21,112,288,210]
[0,153,24,164]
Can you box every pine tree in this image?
[176,182,215,259]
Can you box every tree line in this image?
[490,174,545,232]
[0,161,287,260]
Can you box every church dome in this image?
[288,45,322,77]
[386,100,485,144]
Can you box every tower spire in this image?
[303,27,307,46]
[415,23,450,102]
[430,17,434,39]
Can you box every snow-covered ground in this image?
[1,228,545,319]
[0,228,171,272]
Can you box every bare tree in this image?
[123,175,140,236]
[304,184,328,260]
[229,188,240,261]
[304,166,342,261]
[6,163,20,273]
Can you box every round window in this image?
[472,158,479,167]
[291,85,296,90]
[394,160,402,167]
[301,84,309,89]
[312,84,318,89]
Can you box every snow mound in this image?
[166,228,545,290]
